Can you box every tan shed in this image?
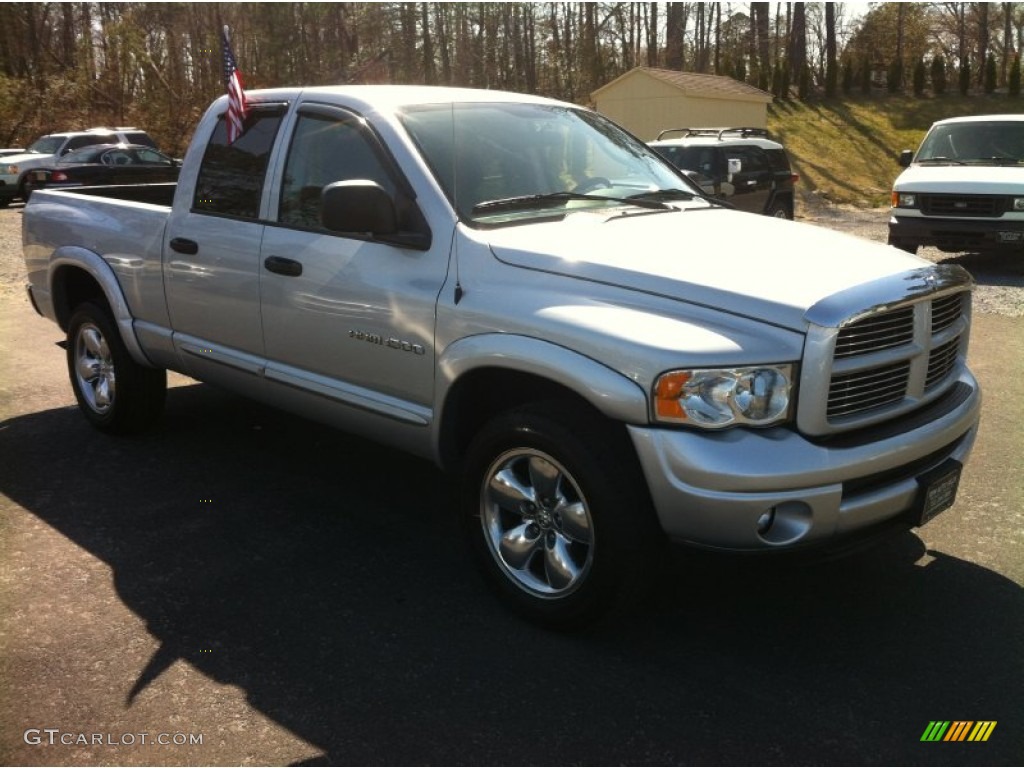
[592,67,773,141]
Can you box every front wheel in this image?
[67,302,167,433]
[887,236,919,254]
[462,402,660,628]
[766,200,793,219]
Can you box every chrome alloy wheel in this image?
[480,448,595,598]
[74,322,116,414]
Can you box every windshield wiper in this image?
[626,188,695,202]
[472,191,670,214]
[917,156,967,165]
[978,156,1022,165]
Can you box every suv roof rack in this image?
[656,127,771,141]
[87,126,141,132]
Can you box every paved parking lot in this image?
[1,203,1021,766]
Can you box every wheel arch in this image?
[49,247,154,367]
[434,334,648,473]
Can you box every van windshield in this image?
[916,121,1024,165]
[399,102,698,227]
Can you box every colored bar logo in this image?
[921,721,997,742]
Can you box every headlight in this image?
[891,191,916,208]
[654,365,794,428]
[1013,197,1024,211]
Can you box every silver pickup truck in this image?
[23,86,981,626]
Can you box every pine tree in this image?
[887,59,903,93]
[930,55,947,95]
[958,60,971,95]
[912,59,926,96]
[984,54,997,94]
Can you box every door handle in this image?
[169,237,198,255]
[264,255,303,277]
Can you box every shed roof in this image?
[592,67,773,103]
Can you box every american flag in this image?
[221,27,247,144]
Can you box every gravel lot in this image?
[2,195,1021,316]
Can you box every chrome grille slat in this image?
[926,339,960,390]
[931,293,963,333]
[834,307,914,359]
[827,362,910,418]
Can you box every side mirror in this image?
[321,180,397,235]
[899,150,914,167]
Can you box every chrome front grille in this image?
[799,273,972,437]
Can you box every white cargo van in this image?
[889,114,1024,254]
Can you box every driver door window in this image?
[278,111,397,231]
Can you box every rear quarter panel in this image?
[23,190,172,328]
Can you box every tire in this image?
[887,236,919,254]
[766,200,793,219]
[18,180,30,203]
[461,401,661,628]
[67,301,167,434]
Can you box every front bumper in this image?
[889,214,1024,253]
[629,370,981,551]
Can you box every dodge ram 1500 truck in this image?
[23,86,981,626]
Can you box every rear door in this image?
[721,145,773,213]
[163,106,285,390]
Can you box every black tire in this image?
[766,199,793,219]
[66,301,167,434]
[461,401,662,628]
[0,197,10,209]
[18,180,30,203]
[887,236,919,254]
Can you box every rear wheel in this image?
[67,302,166,434]
[766,200,793,219]
[462,402,661,628]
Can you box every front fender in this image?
[49,246,154,367]
[434,333,649,456]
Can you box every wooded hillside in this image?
[0,2,1021,155]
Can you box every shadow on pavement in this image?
[1,382,1021,765]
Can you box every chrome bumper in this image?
[629,370,981,550]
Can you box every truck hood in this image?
[895,164,1023,194]
[485,207,926,332]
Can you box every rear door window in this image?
[193,110,284,219]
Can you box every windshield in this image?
[916,121,1024,164]
[27,136,64,154]
[399,102,697,226]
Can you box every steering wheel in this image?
[572,176,611,194]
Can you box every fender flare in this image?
[433,333,649,458]
[49,246,154,367]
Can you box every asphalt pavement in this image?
[0,205,1021,766]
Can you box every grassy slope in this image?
[768,94,1023,207]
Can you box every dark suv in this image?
[649,128,798,218]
